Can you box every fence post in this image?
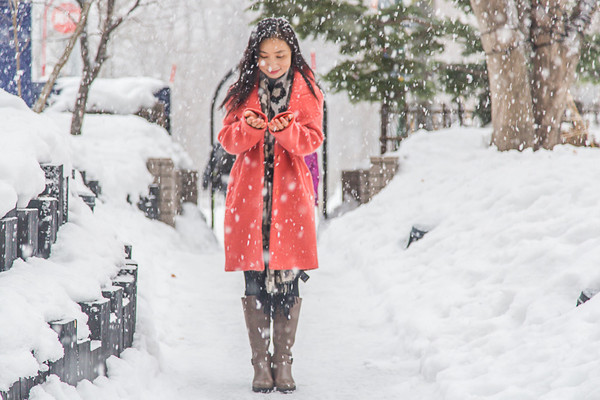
[146,158,177,227]
[404,103,410,134]
[48,319,78,386]
[17,208,38,259]
[0,215,18,272]
[458,99,465,126]
[27,197,59,259]
[443,103,450,128]
[380,102,390,155]
[40,165,66,225]
[101,286,124,358]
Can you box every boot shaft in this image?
[272,297,301,392]
[242,296,274,392]
[242,296,271,360]
[272,297,301,357]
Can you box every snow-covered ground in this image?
[2,87,600,399]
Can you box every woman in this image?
[218,18,323,393]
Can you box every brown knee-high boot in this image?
[242,296,274,392]
[272,298,302,392]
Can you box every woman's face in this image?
[258,38,292,79]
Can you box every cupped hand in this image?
[268,114,292,132]
[244,110,266,129]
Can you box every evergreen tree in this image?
[250,0,600,142]
[249,0,496,134]
[434,5,490,125]
[579,33,600,83]
[250,0,446,148]
[251,0,441,108]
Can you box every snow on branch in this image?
[566,0,598,37]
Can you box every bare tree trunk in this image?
[69,0,142,135]
[471,0,536,151]
[70,5,92,136]
[70,27,105,135]
[33,1,92,113]
[531,0,598,149]
[70,69,94,135]
[70,35,109,135]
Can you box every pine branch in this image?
[566,0,598,39]
[440,63,487,78]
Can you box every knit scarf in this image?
[258,70,297,294]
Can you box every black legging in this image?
[244,270,300,317]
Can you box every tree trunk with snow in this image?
[531,0,597,149]
[470,0,536,151]
[471,0,598,151]
[70,66,96,136]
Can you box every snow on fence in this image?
[379,102,476,154]
[1,164,68,270]
[381,101,600,153]
[341,155,400,206]
[0,165,139,400]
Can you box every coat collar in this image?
[245,69,312,112]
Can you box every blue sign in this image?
[0,0,35,106]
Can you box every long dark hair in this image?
[221,18,318,113]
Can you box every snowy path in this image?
[75,204,432,399]
[27,127,600,400]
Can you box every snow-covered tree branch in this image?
[70,0,143,136]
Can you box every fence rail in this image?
[380,101,600,154]
[380,102,476,153]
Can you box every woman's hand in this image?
[268,114,292,132]
[244,110,266,129]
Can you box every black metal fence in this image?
[380,101,476,154]
[0,166,138,400]
[379,101,600,154]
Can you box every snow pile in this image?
[0,89,192,392]
[48,77,167,114]
[46,113,193,201]
[0,206,124,390]
[5,78,600,399]
[27,125,600,400]
[319,127,600,399]
[0,90,69,217]
[43,124,596,400]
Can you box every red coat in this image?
[218,70,324,272]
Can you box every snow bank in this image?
[319,127,600,399]
[0,89,191,391]
[46,113,193,201]
[0,89,69,218]
[5,80,600,398]
[41,124,598,400]
[48,77,167,114]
